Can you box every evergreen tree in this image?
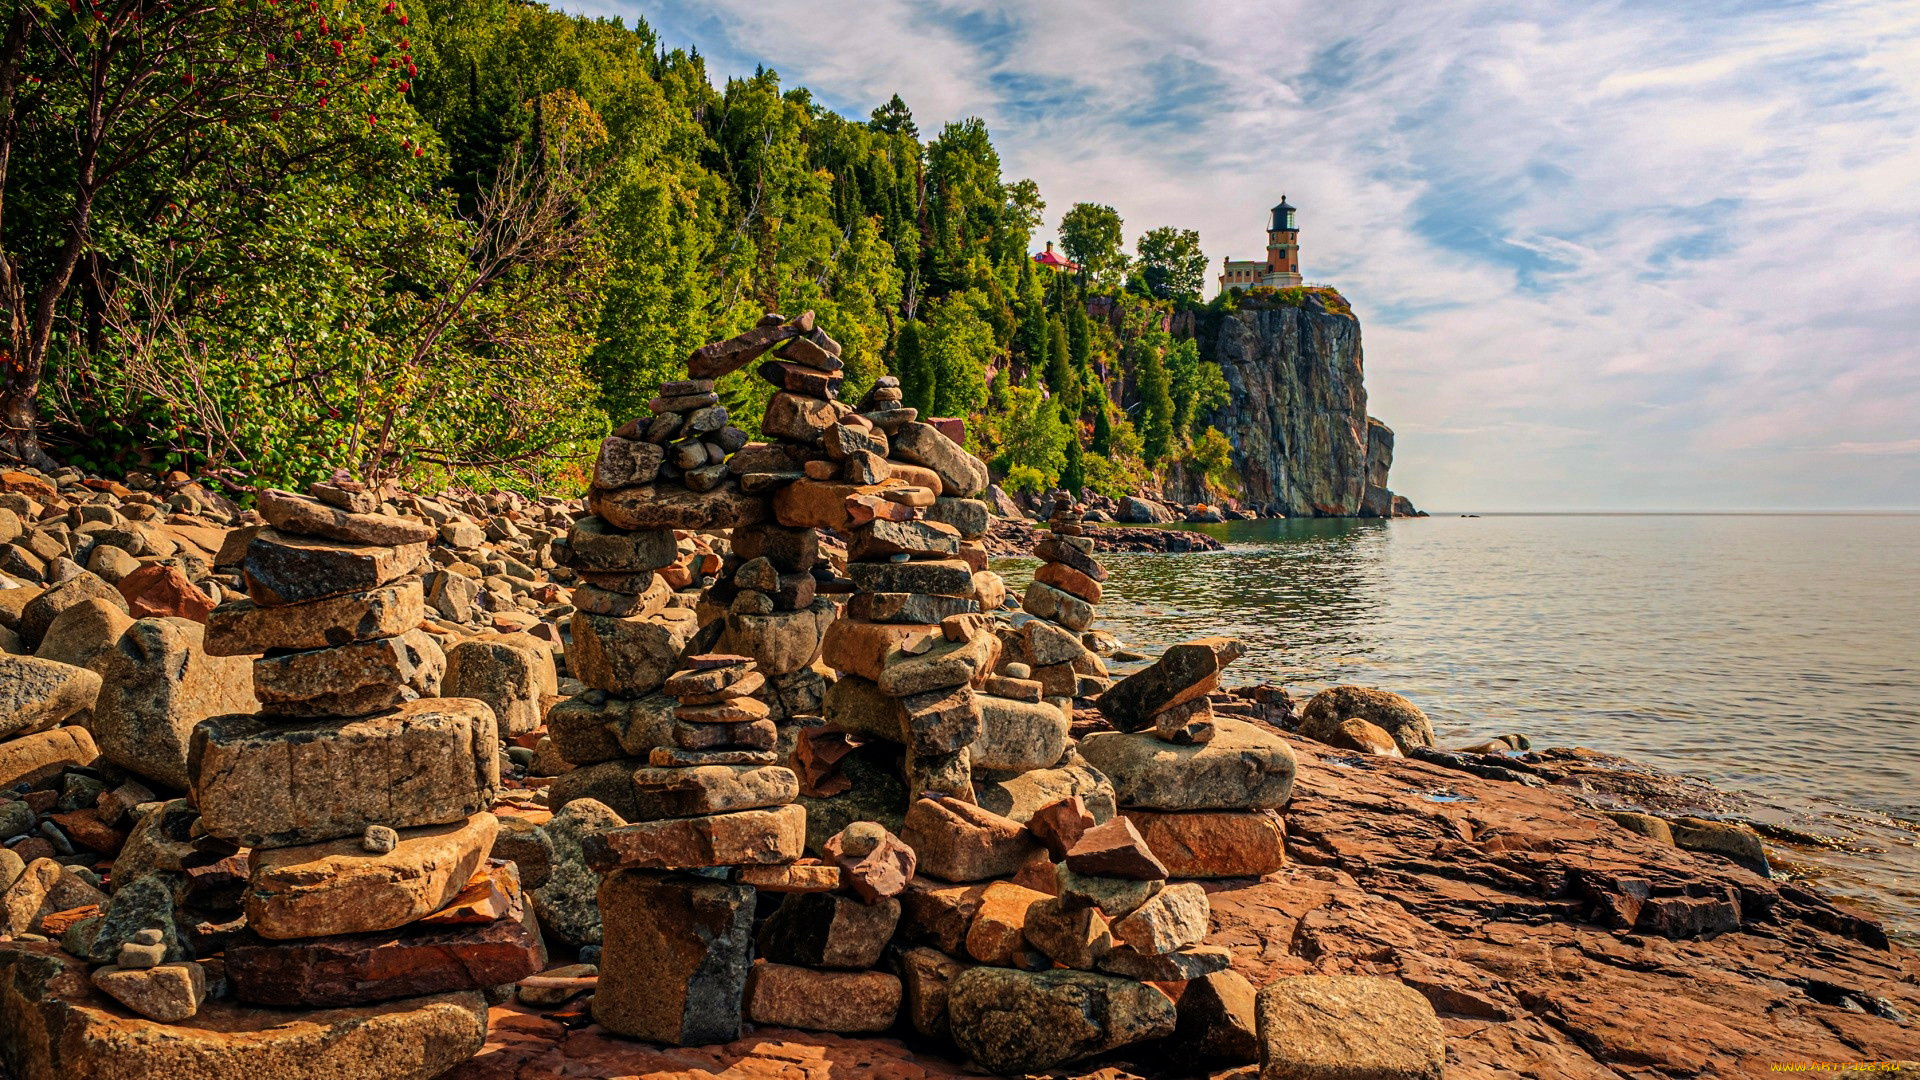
[1139,345,1175,465]
[1060,416,1086,496]
[1090,400,1114,456]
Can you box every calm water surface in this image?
[996,514,1920,939]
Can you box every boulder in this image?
[900,797,1039,882]
[1,858,110,936]
[1116,496,1176,524]
[90,961,207,1022]
[630,764,798,820]
[255,489,437,547]
[568,610,696,696]
[225,888,544,1007]
[946,967,1178,1073]
[583,804,806,871]
[890,422,988,498]
[1122,810,1288,878]
[252,628,445,718]
[95,618,257,790]
[1079,718,1297,811]
[0,727,98,790]
[593,871,754,1045]
[720,597,836,676]
[529,798,625,947]
[441,634,557,737]
[744,962,902,1034]
[1255,975,1445,1080]
[588,482,766,532]
[241,528,427,606]
[1172,969,1261,1063]
[562,517,676,572]
[0,946,487,1080]
[1096,637,1243,732]
[188,699,499,847]
[1298,686,1435,754]
[0,654,101,738]
[17,573,126,650]
[32,596,133,674]
[968,694,1070,773]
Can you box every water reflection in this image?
[996,514,1920,939]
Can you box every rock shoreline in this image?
[0,398,1912,1079]
[984,516,1226,557]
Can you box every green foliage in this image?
[1136,341,1175,465]
[1060,422,1086,495]
[1165,337,1229,439]
[1134,226,1208,301]
[1002,464,1049,495]
[1083,412,1147,499]
[982,379,1069,490]
[1058,202,1126,285]
[1188,426,1239,497]
[4,0,1253,501]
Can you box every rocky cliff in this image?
[1190,294,1413,517]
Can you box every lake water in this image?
[995,514,1920,940]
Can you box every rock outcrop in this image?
[1195,295,1415,517]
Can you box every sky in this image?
[568,0,1920,511]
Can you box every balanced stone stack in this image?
[1082,637,1292,878]
[745,820,914,1034]
[1009,493,1111,706]
[186,485,537,1014]
[580,654,807,1046]
[609,376,748,495]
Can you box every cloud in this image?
[572,0,1920,510]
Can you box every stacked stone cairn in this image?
[580,654,808,1045]
[1007,493,1112,708]
[176,483,539,1018]
[1082,637,1293,879]
[744,819,918,1034]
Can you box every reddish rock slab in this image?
[225,898,545,1008]
[1199,733,1920,1079]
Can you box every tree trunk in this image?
[0,366,52,469]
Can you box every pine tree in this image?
[1090,399,1113,456]
[1060,414,1086,496]
[1139,345,1175,465]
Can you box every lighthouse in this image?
[1219,196,1305,293]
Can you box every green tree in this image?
[985,379,1069,491]
[1165,337,1229,439]
[1,0,420,466]
[1058,202,1125,286]
[1090,396,1113,456]
[868,93,917,138]
[1188,425,1238,498]
[1137,342,1174,465]
[1060,417,1086,495]
[1135,226,1208,301]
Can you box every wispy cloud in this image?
[572,0,1920,510]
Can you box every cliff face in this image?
[1194,298,1412,517]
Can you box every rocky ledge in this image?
[435,722,1918,1080]
[984,517,1225,558]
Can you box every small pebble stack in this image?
[1006,493,1111,706]
[611,375,749,494]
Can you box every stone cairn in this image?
[1010,492,1112,704]
[178,483,537,1017]
[580,653,812,1044]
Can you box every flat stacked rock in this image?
[1007,493,1111,707]
[744,821,914,1034]
[180,485,536,1017]
[1083,636,1293,878]
[582,655,806,1047]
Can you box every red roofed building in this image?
[1032,241,1079,272]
